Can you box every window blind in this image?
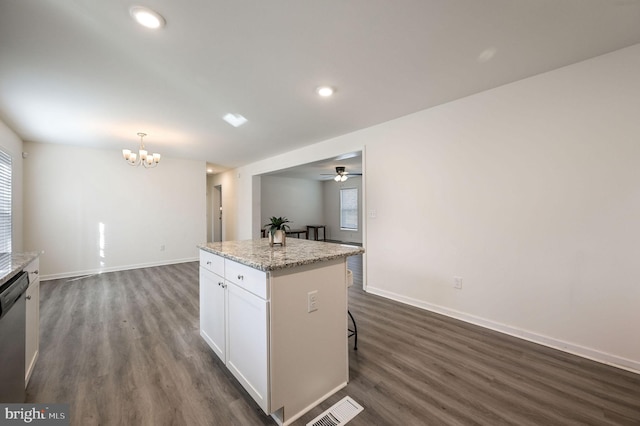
[340,188,358,231]
[0,149,11,253]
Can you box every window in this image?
[0,149,11,253]
[340,188,358,231]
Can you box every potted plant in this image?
[264,216,291,246]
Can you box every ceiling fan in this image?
[322,166,363,182]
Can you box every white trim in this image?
[366,285,640,375]
[271,382,348,426]
[361,145,367,292]
[40,257,198,281]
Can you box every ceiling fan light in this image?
[340,175,348,182]
[334,175,341,182]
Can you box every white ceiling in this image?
[2,1,640,173]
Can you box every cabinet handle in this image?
[206,261,212,265]
[222,284,227,289]
[32,270,39,275]
[237,274,244,280]
[26,295,32,300]
[218,282,223,286]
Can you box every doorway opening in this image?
[256,150,365,289]
[213,185,222,242]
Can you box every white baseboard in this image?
[40,257,198,281]
[271,381,348,426]
[366,286,640,375]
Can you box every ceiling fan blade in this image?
[321,166,363,177]
[320,172,363,176]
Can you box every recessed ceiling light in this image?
[316,86,335,97]
[130,6,165,29]
[223,113,248,127]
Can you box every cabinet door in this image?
[25,278,39,385]
[25,256,40,387]
[199,267,226,362]
[226,281,269,413]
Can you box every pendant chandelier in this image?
[122,132,161,168]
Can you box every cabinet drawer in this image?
[225,259,267,299]
[200,250,224,276]
[24,258,40,284]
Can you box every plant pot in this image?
[269,229,286,246]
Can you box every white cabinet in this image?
[199,252,270,413]
[24,257,40,386]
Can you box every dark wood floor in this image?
[28,257,640,425]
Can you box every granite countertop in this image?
[198,239,364,272]
[0,251,41,286]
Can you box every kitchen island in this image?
[198,239,364,426]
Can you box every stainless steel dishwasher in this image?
[0,271,29,403]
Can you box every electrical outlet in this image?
[454,276,463,289]
[308,290,318,313]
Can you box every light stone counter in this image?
[198,238,364,272]
[0,252,41,286]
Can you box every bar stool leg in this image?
[348,309,358,350]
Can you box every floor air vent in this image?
[306,396,364,426]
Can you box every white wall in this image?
[322,177,362,243]
[218,44,640,372]
[261,176,323,232]
[23,141,206,279]
[0,121,24,251]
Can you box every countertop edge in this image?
[0,251,42,286]
[197,243,364,272]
